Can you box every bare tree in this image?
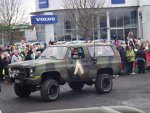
[0,0,33,44]
[63,0,106,42]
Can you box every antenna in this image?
[93,28,96,57]
[92,14,96,58]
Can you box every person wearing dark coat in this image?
[0,50,4,81]
[116,44,127,75]
[136,47,146,74]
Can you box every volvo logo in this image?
[31,15,58,24]
[35,17,56,22]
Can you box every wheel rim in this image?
[48,84,59,100]
[102,78,111,91]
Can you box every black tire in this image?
[69,82,84,91]
[41,79,60,101]
[95,74,113,94]
[14,84,31,97]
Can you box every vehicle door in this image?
[66,46,90,81]
[87,45,115,76]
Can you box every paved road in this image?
[0,73,150,113]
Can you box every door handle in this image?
[91,58,97,64]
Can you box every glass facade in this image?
[35,24,45,42]
[109,8,138,40]
[35,7,138,42]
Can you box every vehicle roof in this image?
[48,43,112,48]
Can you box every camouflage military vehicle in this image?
[9,43,121,101]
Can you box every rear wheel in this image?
[69,82,84,91]
[14,84,31,97]
[41,79,60,101]
[95,74,113,94]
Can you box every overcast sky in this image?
[22,0,36,23]
[24,0,35,12]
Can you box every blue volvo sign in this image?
[31,15,58,24]
[39,0,49,9]
[111,0,125,4]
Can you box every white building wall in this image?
[140,6,150,40]
[44,12,55,44]
[139,0,150,6]
[107,0,139,7]
[35,0,139,12]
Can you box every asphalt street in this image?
[0,73,150,113]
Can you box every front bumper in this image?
[14,77,40,86]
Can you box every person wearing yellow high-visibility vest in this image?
[2,52,10,81]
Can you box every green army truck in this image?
[9,43,122,101]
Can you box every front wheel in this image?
[95,74,113,94]
[14,84,31,97]
[41,79,60,101]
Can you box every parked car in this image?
[31,41,45,50]
[9,43,121,101]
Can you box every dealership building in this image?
[31,0,150,44]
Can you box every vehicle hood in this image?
[9,59,63,68]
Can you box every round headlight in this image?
[30,69,33,74]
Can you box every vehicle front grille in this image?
[11,67,30,78]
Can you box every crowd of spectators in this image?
[114,32,150,75]
[0,40,46,82]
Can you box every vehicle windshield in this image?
[40,46,67,59]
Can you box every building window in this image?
[130,10,138,27]
[110,12,117,27]
[35,24,45,41]
[124,11,131,27]
[53,8,138,42]
[110,29,117,39]
[117,29,124,40]
[100,12,107,28]
[65,20,71,32]
[116,12,124,27]
[100,29,107,39]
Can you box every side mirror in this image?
[91,57,97,64]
